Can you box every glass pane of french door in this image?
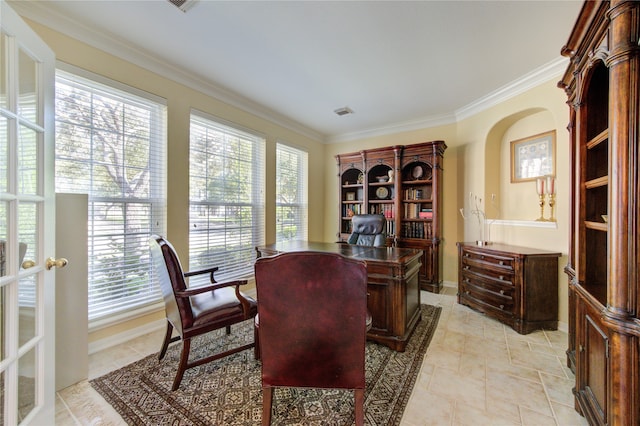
[1,1,56,423]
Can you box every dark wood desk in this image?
[255,241,423,351]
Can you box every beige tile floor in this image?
[56,287,589,425]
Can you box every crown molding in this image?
[326,113,456,144]
[454,57,569,121]
[329,57,568,143]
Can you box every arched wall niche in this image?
[484,107,556,223]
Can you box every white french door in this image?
[0,1,56,424]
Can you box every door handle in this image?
[22,260,36,269]
[45,257,68,270]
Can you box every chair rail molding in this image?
[490,219,558,229]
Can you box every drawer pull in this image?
[499,290,505,295]
[464,266,469,270]
[500,304,505,310]
[465,291,470,295]
[499,275,504,280]
[499,261,504,265]
[464,278,470,283]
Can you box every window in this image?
[276,143,308,242]
[54,65,167,322]
[189,112,265,281]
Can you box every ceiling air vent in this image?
[334,107,354,116]
[168,0,197,12]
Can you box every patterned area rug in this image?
[91,304,441,425]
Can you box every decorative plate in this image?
[376,187,389,199]
[411,165,423,179]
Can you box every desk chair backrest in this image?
[254,251,369,424]
[347,214,386,247]
[150,235,190,334]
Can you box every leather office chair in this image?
[254,251,368,426]
[149,235,258,391]
[348,214,387,247]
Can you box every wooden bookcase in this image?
[558,1,640,424]
[336,141,446,292]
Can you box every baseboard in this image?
[442,280,457,289]
[557,321,568,333]
[88,317,166,355]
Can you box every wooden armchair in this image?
[149,235,258,391]
[254,251,369,425]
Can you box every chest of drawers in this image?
[456,242,561,334]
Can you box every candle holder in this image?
[536,193,547,221]
[535,177,547,221]
[548,193,556,222]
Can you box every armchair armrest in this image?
[184,266,219,283]
[176,279,254,318]
[175,279,248,297]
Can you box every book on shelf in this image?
[342,203,362,217]
[403,187,432,200]
[404,203,423,219]
[386,219,395,237]
[418,208,433,219]
[381,204,394,218]
[401,221,432,239]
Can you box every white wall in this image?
[55,193,88,390]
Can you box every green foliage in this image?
[55,82,152,199]
[55,80,162,317]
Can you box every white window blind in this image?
[189,112,265,281]
[54,66,167,321]
[276,142,308,242]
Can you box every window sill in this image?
[88,302,165,354]
[89,301,165,333]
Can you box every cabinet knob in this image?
[464,266,469,270]
[465,291,470,295]
[499,276,504,280]
[499,261,504,265]
[579,345,584,352]
[464,278,469,283]
[499,290,505,295]
[499,304,505,309]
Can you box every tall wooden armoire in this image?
[558,1,640,424]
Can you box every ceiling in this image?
[11,0,584,143]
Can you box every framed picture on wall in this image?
[510,130,556,182]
